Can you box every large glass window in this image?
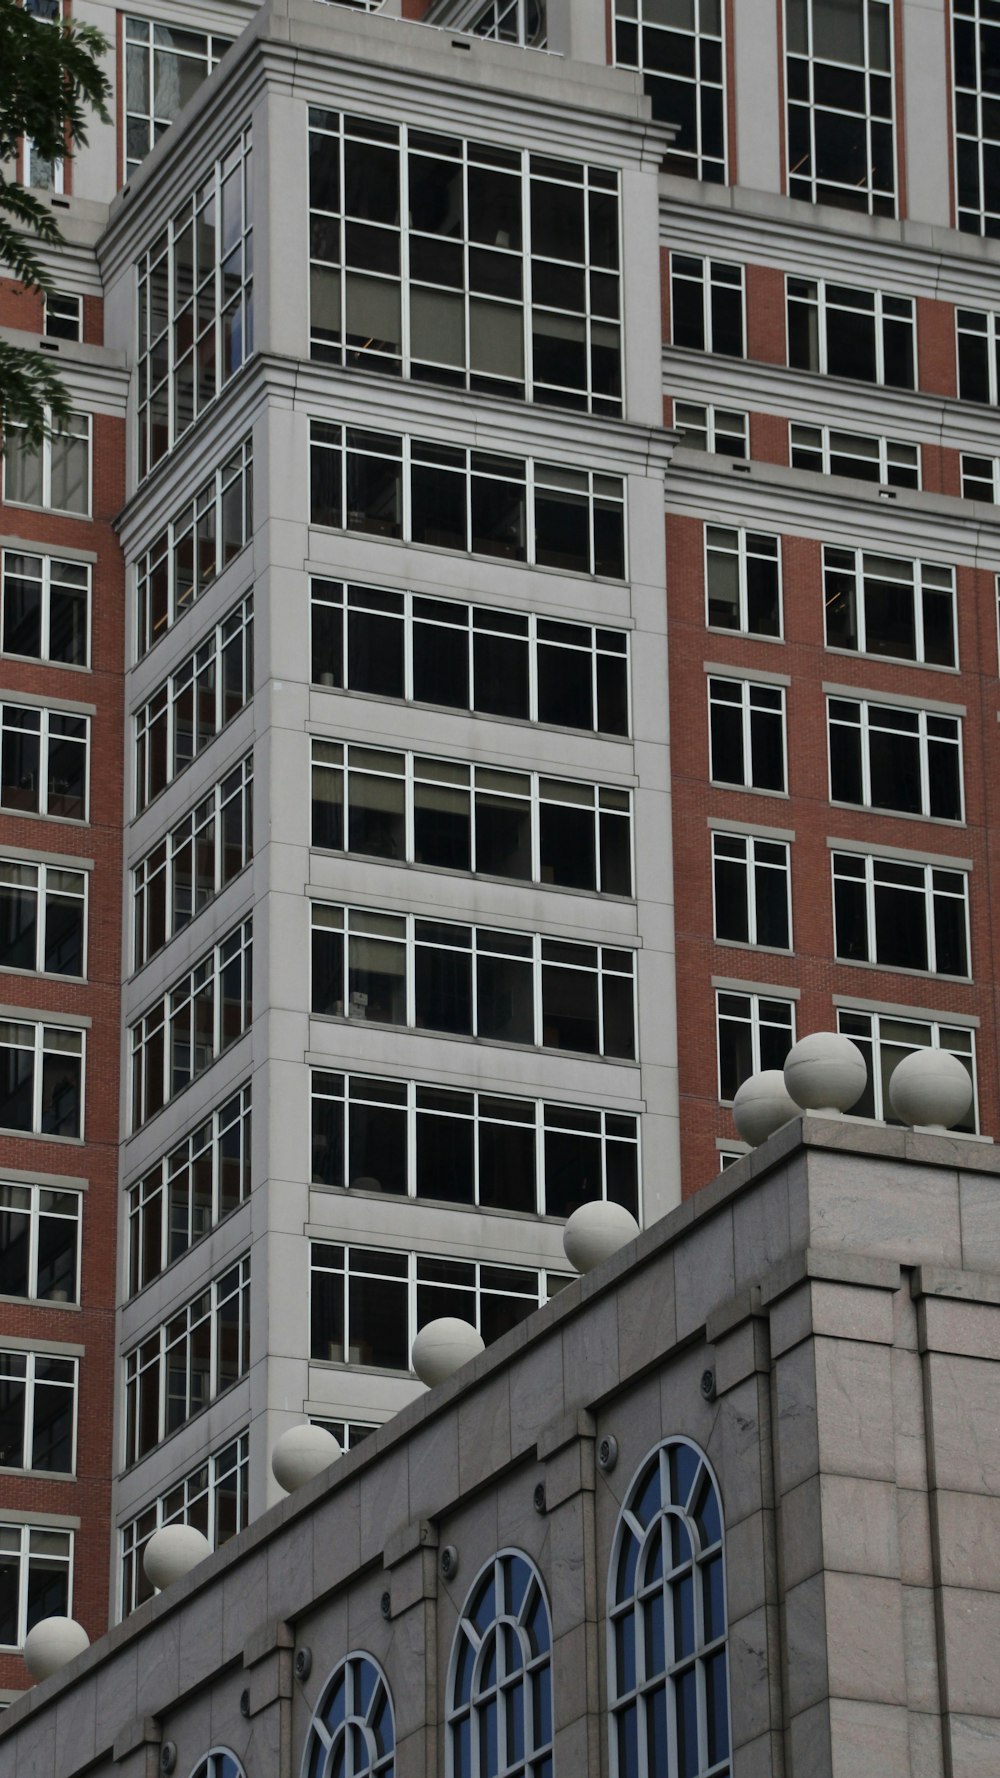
[123,18,230,178]
[957,306,1000,403]
[119,1431,248,1616]
[308,110,620,413]
[837,1008,977,1129]
[789,422,919,487]
[716,990,795,1101]
[130,919,252,1130]
[953,0,1000,236]
[1,551,90,666]
[828,698,962,820]
[448,1551,552,1778]
[823,547,956,667]
[671,256,744,355]
[0,1182,80,1303]
[712,833,791,949]
[134,437,252,658]
[0,859,86,977]
[0,702,88,821]
[614,0,725,181]
[302,1653,395,1778]
[708,677,786,793]
[705,527,781,636]
[608,1438,730,1778]
[132,754,253,969]
[133,595,253,814]
[785,0,895,214]
[832,851,969,976]
[0,1350,76,1473]
[0,1525,72,1650]
[123,1256,249,1464]
[0,1020,84,1138]
[787,279,915,386]
[127,1083,251,1296]
[2,411,90,515]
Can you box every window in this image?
[675,403,748,458]
[787,279,915,387]
[133,594,253,813]
[43,294,81,341]
[0,1021,84,1138]
[953,0,1000,235]
[789,422,919,488]
[706,527,781,637]
[310,1243,567,1368]
[302,1653,395,1778]
[671,256,744,356]
[961,452,1000,500]
[785,0,895,214]
[0,702,88,821]
[0,859,86,978]
[136,131,253,476]
[119,1431,248,1616]
[190,1754,245,1778]
[123,1256,250,1465]
[957,306,1000,404]
[309,1417,376,1452]
[2,411,90,515]
[24,139,63,193]
[608,1438,730,1778]
[0,1182,80,1303]
[708,677,786,792]
[0,1525,72,1650]
[0,1350,76,1473]
[311,580,629,735]
[832,851,969,976]
[309,427,627,579]
[468,0,547,45]
[614,0,724,181]
[712,833,791,949]
[448,1550,552,1778]
[823,547,956,667]
[127,1083,250,1296]
[828,698,963,820]
[837,1008,977,1129]
[132,754,253,969]
[1,551,90,666]
[135,437,253,658]
[311,1071,639,1220]
[311,741,632,895]
[130,919,252,1130]
[716,990,795,1100]
[123,18,231,177]
[308,111,621,414]
[311,904,636,1060]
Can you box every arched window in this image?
[190,1754,245,1778]
[608,1438,730,1778]
[301,1652,395,1778]
[447,1549,553,1778]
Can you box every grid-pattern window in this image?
[712,833,791,950]
[716,990,795,1101]
[311,903,636,1060]
[708,678,786,792]
[0,1525,72,1650]
[311,580,629,735]
[309,1416,376,1451]
[303,1654,394,1778]
[1,551,90,666]
[614,0,725,182]
[0,1020,84,1138]
[309,425,627,578]
[823,547,956,667]
[136,131,253,476]
[957,306,1000,403]
[837,1008,977,1129]
[0,1350,76,1473]
[310,1242,567,1369]
[2,411,90,515]
[675,402,748,458]
[119,1431,248,1616]
[0,859,86,977]
[127,1083,251,1296]
[0,702,88,821]
[130,919,252,1130]
[705,527,781,637]
[671,256,744,355]
[787,279,915,386]
[448,1552,553,1778]
[0,1182,80,1303]
[608,1439,730,1778]
[132,754,253,969]
[43,293,81,341]
[133,594,253,814]
[953,0,1000,236]
[311,1070,639,1220]
[135,437,252,658]
[123,1257,249,1465]
[785,0,895,215]
[469,0,546,44]
[789,422,919,487]
[308,111,621,413]
[828,698,963,821]
[311,742,632,895]
[123,18,230,178]
[832,851,970,977]
[961,452,1000,499]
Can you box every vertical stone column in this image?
[545,0,608,64]
[382,1520,440,1775]
[538,1409,602,1775]
[729,0,782,195]
[899,0,951,226]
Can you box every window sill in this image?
[0,1293,79,1311]
[0,655,91,676]
[308,1355,412,1382]
[0,806,89,828]
[710,781,789,800]
[309,1184,583,1225]
[828,800,964,829]
[0,1466,75,1482]
[713,939,793,957]
[306,523,629,589]
[2,499,91,522]
[308,847,635,905]
[824,646,960,676]
[0,966,87,984]
[307,1012,640,1068]
[706,625,784,646]
[0,1127,84,1145]
[309,681,635,749]
[834,957,973,985]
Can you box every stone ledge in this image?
[912,1265,1000,1307]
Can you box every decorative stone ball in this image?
[783,1032,867,1115]
[888,1047,973,1132]
[23,1616,90,1681]
[731,1070,801,1147]
[411,1317,485,1387]
[562,1200,640,1275]
[271,1422,343,1493]
[143,1523,212,1593]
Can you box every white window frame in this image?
[784,0,897,215]
[826,697,964,823]
[131,753,253,970]
[0,1019,85,1139]
[831,850,971,978]
[787,277,917,385]
[707,675,788,794]
[446,1550,553,1778]
[953,0,1000,235]
[836,1006,979,1127]
[126,1082,251,1296]
[0,1179,82,1304]
[715,988,796,1103]
[711,831,792,951]
[42,292,82,341]
[0,1348,78,1475]
[704,526,783,639]
[670,254,746,355]
[612,0,727,182]
[789,420,920,487]
[0,549,92,668]
[0,1524,73,1651]
[118,1429,249,1618]
[129,919,252,1131]
[2,411,92,517]
[122,1256,250,1466]
[961,452,1000,500]
[675,401,748,457]
[822,546,957,669]
[0,857,88,977]
[957,305,1000,403]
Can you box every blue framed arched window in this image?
[447,1548,553,1778]
[301,1651,395,1778]
[190,1755,245,1778]
[608,1437,730,1777]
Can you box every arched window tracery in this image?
[447,1548,553,1778]
[301,1651,395,1778]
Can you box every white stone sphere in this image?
[732,1070,801,1147]
[783,1032,867,1114]
[562,1200,640,1275]
[411,1317,485,1387]
[271,1422,342,1493]
[143,1523,212,1592]
[23,1616,89,1681]
[888,1047,973,1132]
